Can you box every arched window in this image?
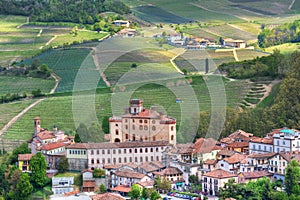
[115,129,119,135]
[114,138,120,142]
[171,135,174,141]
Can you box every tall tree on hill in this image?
[30,152,47,188]
[285,159,300,196]
[9,142,30,165]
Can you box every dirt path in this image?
[40,35,57,49]
[92,48,111,87]
[169,48,186,75]
[257,79,281,104]
[0,73,60,137]
[289,0,296,10]
[233,49,239,61]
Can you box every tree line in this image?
[258,20,300,48]
[0,0,130,24]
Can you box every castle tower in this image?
[33,117,41,135]
[129,99,143,115]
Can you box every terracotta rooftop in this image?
[194,138,218,154]
[91,192,125,200]
[103,164,122,169]
[138,180,154,188]
[36,130,56,140]
[115,169,146,179]
[249,136,273,144]
[40,142,67,151]
[248,152,276,159]
[82,169,94,173]
[18,154,33,161]
[203,159,217,165]
[224,154,247,164]
[204,169,237,179]
[123,163,138,169]
[227,142,249,148]
[221,130,253,144]
[66,143,88,149]
[139,162,159,172]
[150,161,164,169]
[171,143,194,154]
[279,151,300,163]
[239,171,271,179]
[111,185,131,193]
[217,150,237,157]
[154,167,182,176]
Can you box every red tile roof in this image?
[111,185,131,193]
[248,153,276,159]
[138,180,154,188]
[139,162,159,172]
[194,138,218,154]
[217,150,237,157]
[204,169,237,179]
[40,142,67,151]
[226,142,249,148]
[203,159,217,165]
[115,169,146,179]
[37,130,56,140]
[224,154,247,164]
[239,171,271,179]
[67,141,170,149]
[18,154,33,161]
[91,193,125,200]
[154,167,182,176]
[249,136,273,144]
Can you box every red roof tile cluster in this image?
[203,159,217,165]
[138,180,154,187]
[224,154,247,164]
[37,130,56,140]
[217,150,237,157]
[221,130,253,144]
[111,185,131,193]
[226,142,249,148]
[139,162,159,172]
[279,151,300,162]
[91,193,125,200]
[154,167,182,176]
[248,153,276,159]
[240,171,271,179]
[40,142,67,151]
[204,169,237,179]
[18,154,33,161]
[249,136,273,144]
[115,169,146,179]
[194,138,218,154]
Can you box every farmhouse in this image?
[109,99,176,145]
[113,20,130,27]
[223,38,246,48]
[18,154,33,172]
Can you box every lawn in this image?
[264,43,300,54]
[0,76,55,95]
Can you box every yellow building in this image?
[18,154,33,172]
[109,99,176,145]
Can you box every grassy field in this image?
[3,75,250,141]
[236,49,270,61]
[23,48,107,93]
[0,76,55,95]
[0,99,35,130]
[203,24,257,41]
[264,43,300,54]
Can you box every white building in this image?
[273,128,300,153]
[249,136,273,154]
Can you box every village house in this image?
[216,149,237,160]
[117,28,137,37]
[220,130,253,148]
[268,151,300,181]
[273,128,300,153]
[154,167,185,190]
[223,38,246,48]
[112,168,151,187]
[51,176,74,195]
[193,138,221,164]
[82,169,96,192]
[240,152,275,173]
[18,154,33,172]
[218,153,247,174]
[109,99,176,145]
[226,142,249,153]
[249,136,273,154]
[202,169,238,196]
[238,171,272,183]
[113,20,130,27]
[91,192,125,200]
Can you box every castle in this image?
[109,99,177,145]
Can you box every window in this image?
[283,141,285,145]
[130,157,132,162]
[125,125,128,130]
[113,150,116,154]
[156,147,159,152]
[108,158,110,164]
[135,149,137,153]
[133,119,135,123]
[91,159,94,164]
[97,150,99,155]
[118,149,121,154]
[124,149,127,154]
[69,150,72,154]
[145,148,148,153]
[151,156,153,161]
[132,125,135,130]
[264,146,266,151]
[124,157,127,163]
[151,148,153,152]
[156,156,159,161]
[140,148,143,153]
[129,149,132,153]
[102,150,105,154]
[204,177,207,182]
[145,156,148,162]
[171,126,174,131]
[135,157,138,162]
[133,134,136,141]
[125,119,128,123]
[107,150,110,154]
[144,120,148,123]
[144,125,148,130]
[139,120,143,123]
[152,120,155,124]
[152,126,156,131]
[153,136,156,141]
[119,158,122,163]
[126,134,129,140]
[139,125,143,130]
[115,129,119,135]
[140,157,143,162]
[171,135,174,141]
[113,158,116,163]
[83,150,86,155]
[277,140,279,145]
[115,124,118,126]
[97,159,100,164]
[91,150,94,155]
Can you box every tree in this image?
[285,159,300,196]
[101,116,110,134]
[76,123,89,142]
[9,142,30,165]
[57,157,69,173]
[74,133,82,143]
[30,152,47,188]
[131,63,137,68]
[150,190,161,200]
[93,168,105,178]
[141,188,151,199]
[15,173,33,200]
[129,184,141,200]
[99,184,106,194]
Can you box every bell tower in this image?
[129,99,143,115]
[34,117,41,135]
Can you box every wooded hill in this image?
[0,0,130,24]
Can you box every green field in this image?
[236,49,269,61]
[0,99,35,130]
[23,48,107,93]
[0,76,55,95]
[265,43,300,54]
[3,75,250,141]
